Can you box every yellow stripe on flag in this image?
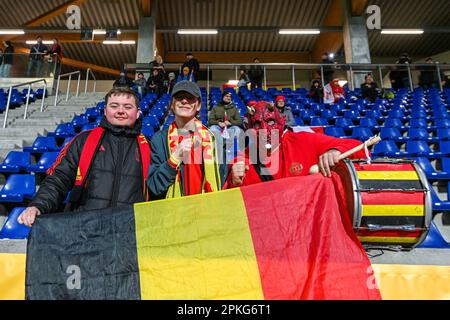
[358,236,419,244]
[357,171,419,180]
[362,204,424,217]
[373,264,450,300]
[0,253,26,300]
[134,189,264,300]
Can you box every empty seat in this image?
[437,128,450,140]
[429,184,450,211]
[409,118,429,128]
[310,117,329,126]
[324,127,346,138]
[141,126,155,140]
[351,127,373,141]
[359,117,379,129]
[0,174,36,202]
[434,119,450,128]
[0,151,31,173]
[0,207,30,239]
[410,157,450,180]
[47,123,75,138]
[372,140,401,157]
[384,118,406,129]
[406,141,441,158]
[334,117,354,130]
[27,152,59,173]
[408,128,438,142]
[23,137,60,153]
[380,127,407,142]
[71,115,89,129]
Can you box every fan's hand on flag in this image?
[231,161,249,186]
[218,122,226,128]
[318,149,341,177]
[17,206,41,227]
[224,121,232,126]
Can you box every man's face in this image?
[366,75,373,83]
[171,92,201,120]
[37,37,42,44]
[104,94,140,127]
[187,55,193,60]
[223,94,232,104]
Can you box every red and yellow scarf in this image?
[166,118,222,198]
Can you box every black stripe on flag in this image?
[361,216,425,228]
[358,179,423,190]
[25,205,141,300]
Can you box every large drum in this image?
[334,159,432,250]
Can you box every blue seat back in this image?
[0,207,31,239]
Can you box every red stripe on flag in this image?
[357,229,423,238]
[354,163,416,172]
[361,192,424,205]
[240,174,381,300]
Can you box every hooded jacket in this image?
[29,116,147,214]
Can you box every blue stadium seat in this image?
[85,107,101,121]
[0,174,36,202]
[409,118,429,129]
[23,137,60,153]
[310,117,329,126]
[429,185,450,211]
[408,128,438,142]
[437,128,450,140]
[334,117,354,130]
[417,221,450,249]
[0,151,31,173]
[372,140,401,157]
[434,119,450,128]
[26,152,59,173]
[71,115,89,129]
[384,118,406,130]
[141,126,154,139]
[0,207,30,239]
[351,127,373,141]
[47,123,76,138]
[380,127,407,142]
[80,123,98,131]
[359,117,379,130]
[324,127,346,138]
[438,141,450,156]
[406,141,441,158]
[410,157,450,180]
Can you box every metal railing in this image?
[84,68,97,94]
[125,62,450,93]
[2,79,47,128]
[54,71,81,107]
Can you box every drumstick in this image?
[309,135,382,174]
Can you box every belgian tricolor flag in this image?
[24,174,381,300]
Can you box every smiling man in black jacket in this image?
[18,88,150,227]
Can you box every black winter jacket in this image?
[29,117,147,214]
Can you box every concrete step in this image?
[0,139,24,149]
[8,119,63,127]
[0,128,46,137]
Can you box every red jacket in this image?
[225,130,367,188]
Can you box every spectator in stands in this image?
[324,78,345,104]
[47,38,63,77]
[419,57,438,89]
[360,73,379,102]
[147,68,165,97]
[208,91,243,148]
[249,58,264,90]
[237,69,250,90]
[181,52,200,82]
[149,55,165,78]
[147,81,224,199]
[390,53,412,90]
[275,96,296,127]
[225,101,367,187]
[27,35,49,77]
[309,79,323,102]
[0,41,14,78]
[166,72,177,94]
[134,72,147,97]
[18,88,150,227]
[177,66,195,82]
[0,48,3,70]
[113,70,133,89]
[321,52,335,85]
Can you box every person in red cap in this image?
[275,95,296,127]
